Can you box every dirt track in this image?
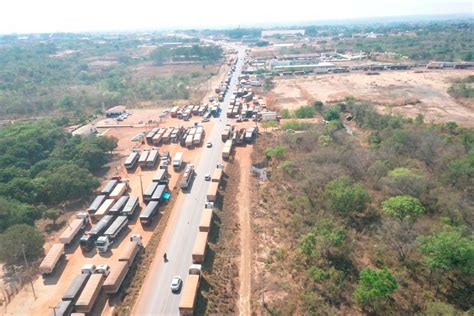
[272,69,474,126]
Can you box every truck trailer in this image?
[143,182,159,203]
[211,168,223,183]
[173,152,184,171]
[139,201,160,226]
[151,184,167,202]
[101,179,118,196]
[109,182,127,200]
[103,261,129,294]
[199,209,213,232]
[39,243,65,275]
[62,273,90,302]
[52,300,73,316]
[80,215,114,252]
[206,182,219,202]
[87,195,106,214]
[74,273,104,313]
[118,237,142,264]
[138,150,149,168]
[96,216,128,252]
[192,231,209,264]
[121,196,139,218]
[178,274,201,315]
[145,149,159,168]
[152,169,169,184]
[109,195,129,215]
[93,198,115,220]
[179,164,195,190]
[59,213,89,245]
[124,151,139,171]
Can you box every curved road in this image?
[133,45,245,316]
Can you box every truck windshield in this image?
[96,240,106,246]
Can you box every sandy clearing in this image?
[272,69,474,126]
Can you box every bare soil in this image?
[271,69,474,126]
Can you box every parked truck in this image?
[109,195,129,215]
[139,201,160,226]
[145,128,159,145]
[206,182,219,202]
[143,181,159,203]
[118,235,143,264]
[222,139,233,160]
[109,182,128,200]
[151,184,167,202]
[152,168,169,184]
[173,152,184,171]
[80,215,114,252]
[192,231,209,264]
[74,273,104,313]
[96,216,128,253]
[146,149,159,168]
[199,209,213,232]
[62,273,90,302]
[103,261,129,294]
[178,274,201,315]
[53,300,73,316]
[121,196,139,218]
[211,168,223,183]
[180,164,195,190]
[138,150,149,168]
[39,243,65,275]
[124,151,139,171]
[93,198,115,220]
[101,179,118,196]
[59,213,89,245]
[87,195,106,214]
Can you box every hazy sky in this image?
[0,0,472,34]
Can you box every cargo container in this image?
[74,273,104,313]
[146,149,159,168]
[151,184,167,202]
[124,152,139,170]
[206,182,219,202]
[109,195,129,215]
[172,152,183,171]
[245,126,257,143]
[178,274,201,315]
[222,140,233,160]
[121,196,139,218]
[138,150,149,167]
[152,132,163,146]
[199,209,213,232]
[110,182,127,200]
[180,164,195,190]
[80,215,114,252]
[118,238,142,265]
[185,134,194,148]
[93,198,115,220]
[101,179,118,196]
[139,201,160,226]
[62,273,90,302]
[192,133,203,146]
[39,243,65,275]
[145,128,159,145]
[192,231,209,264]
[96,216,129,252]
[152,169,169,184]
[59,213,89,245]
[143,182,159,203]
[103,261,129,294]
[211,168,223,183]
[53,300,73,316]
[87,195,106,214]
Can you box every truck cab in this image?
[80,235,95,252]
[130,233,143,246]
[81,264,96,275]
[95,236,111,253]
[95,264,110,277]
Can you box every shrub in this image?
[294,106,316,118]
[281,121,312,131]
[324,176,371,214]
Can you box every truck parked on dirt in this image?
[124,151,139,171]
[59,213,89,245]
[199,209,213,232]
[192,231,209,264]
[118,234,143,264]
[206,182,219,202]
[143,181,159,203]
[53,300,73,316]
[146,149,159,168]
[87,195,106,214]
[180,164,195,190]
[222,139,233,160]
[109,195,129,216]
[101,179,118,196]
[109,182,128,200]
[173,152,184,171]
[211,168,223,183]
[152,168,169,184]
[74,273,105,313]
[93,198,115,220]
[39,243,65,276]
[178,274,201,315]
[103,261,129,295]
[245,126,257,143]
[121,196,139,218]
[151,184,167,202]
[80,215,114,252]
[62,273,90,302]
[139,201,160,226]
[145,128,159,145]
[96,216,128,253]
[138,149,150,168]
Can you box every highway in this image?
[133,45,245,315]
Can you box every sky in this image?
[0,0,472,34]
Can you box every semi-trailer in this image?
[192,231,209,264]
[138,150,149,168]
[222,139,233,160]
[52,300,74,316]
[178,274,201,315]
[118,235,142,264]
[151,184,167,202]
[74,273,104,313]
[211,168,223,183]
[152,168,169,184]
[179,164,195,190]
[139,201,159,226]
[80,215,114,252]
[109,182,127,200]
[192,133,203,146]
[101,179,118,196]
[173,152,183,171]
[143,181,159,203]
[59,213,89,245]
[199,209,213,232]
[39,243,65,275]
[206,182,219,202]
[145,149,159,168]
[103,261,129,294]
[87,195,106,214]
[121,196,139,218]
[245,126,257,143]
[62,273,90,302]
[109,195,129,215]
[93,198,115,220]
[96,216,129,253]
[185,134,194,148]
[124,151,139,171]
[145,128,159,144]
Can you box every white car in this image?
[206,141,212,148]
[205,174,211,181]
[170,276,182,293]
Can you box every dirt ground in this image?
[271,69,474,126]
[128,62,220,81]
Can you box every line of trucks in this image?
[52,234,143,316]
[179,168,223,315]
[143,125,207,149]
[221,124,258,160]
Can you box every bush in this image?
[282,121,312,131]
[324,176,371,214]
[322,107,340,121]
[294,106,316,118]
[354,267,398,308]
[382,195,425,222]
[280,108,291,119]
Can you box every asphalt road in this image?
[134,45,246,316]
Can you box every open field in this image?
[271,69,474,126]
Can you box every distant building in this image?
[261,29,305,37]
[106,105,127,118]
[72,124,97,136]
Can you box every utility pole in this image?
[21,244,37,300]
[49,306,57,316]
[139,175,144,202]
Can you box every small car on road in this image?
[206,141,212,148]
[170,276,182,293]
[204,174,211,181]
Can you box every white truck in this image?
[96,216,128,253]
[173,152,184,171]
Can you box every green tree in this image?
[324,176,370,214]
[265,145,287,162]
[0,224,44,265]
[260,120,278,132]
[0,197,40,232]
[382,195,425,223]
[43,209,61,228]
[354,267,398,309]
[313,100,324,113]
[279,108,291,119]
[322,107,340,121]
[294,106,315,118]
[299,219,345,260]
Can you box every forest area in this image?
[0,34,222,118]
[252,99,473,315]
[0,119,117,265]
